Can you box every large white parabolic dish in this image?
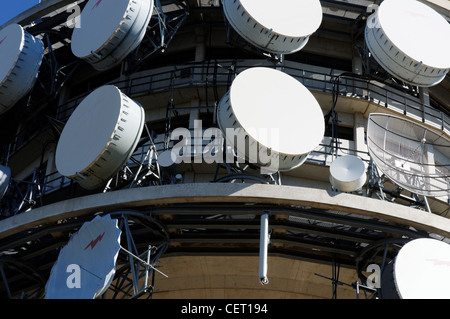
[380,238,450,299]
[0,23,44,114]
[217,67,325,172]
[365,0,450,87]
[223,0,323,55]
[330,155,367,192]
[45,215,122,299]
[55,85,145,190]
[367,113,450,198]
[71,0,154,71]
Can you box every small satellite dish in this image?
[0,165,11,200]
[0,23,44,114]
[365,0,450,87]
[380,238,450,299]
[367,113,450,198]
[223,0,322,55]
[329,155,367,192]
[217,67,324,172]
[45,214,122,299]
[71,0,154,71]
[55,85,145,190]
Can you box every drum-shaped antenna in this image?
[380,238,450,299]
[55,85,145,190]
[329,155,367,192]
[367,113,450,198]
[223,0,323,55]
[0,24,44,114]
[217,67,325,172]
[45,215,122,299]
[365,0,450,87]
[0,165,11,200]
[71,0,154,71]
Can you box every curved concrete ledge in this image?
[1,183,450,239]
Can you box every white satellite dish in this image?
[71,0,154,71]
[365,0,450,87]
[45,214,122,299]
[223,0,323,55]
[0,23,44,114]
[329,155,367,192]
[367,113,450,198]
[380,238,450,299]
[0,165,11,200]
[55,85,145,190]
[217,67,325,172]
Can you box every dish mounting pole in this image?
[259,211,270,285]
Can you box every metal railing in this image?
[56,59,449,130]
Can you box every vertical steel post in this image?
[259,212,269,285]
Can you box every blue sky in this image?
[0,1,40,26]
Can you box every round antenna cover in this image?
[71,0,154,70]
[55,85,145,190]
[329,155,367,192]
[0,24,44,114]
[381,238,450,299]
[223,0,323,54]
[217,67,324,172]
[0,24,23,84]
[45,215,122,299]
[365,0,450,86]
